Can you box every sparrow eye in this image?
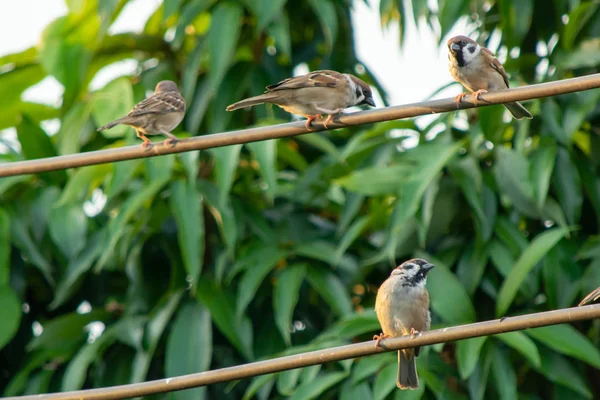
[403,263,414,270]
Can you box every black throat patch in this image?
[453,49,466,67]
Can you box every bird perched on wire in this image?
[225,70,375,130]
[578,287,600,306]
[447,35,533,120]
[374,258,434,390]
[97,80,186,148]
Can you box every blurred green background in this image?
[1,0,600,398]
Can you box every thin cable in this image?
[6,305,600,400]
[1,73,600,177]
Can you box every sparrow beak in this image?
[450,43,461,53]
[362,97,376,107]
[422,263,435,274]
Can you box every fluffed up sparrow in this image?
[97,80,186,148]
[374,258,434,390]
[447,35,533,120]
[226,70,375,129]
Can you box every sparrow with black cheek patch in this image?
[578,287,600,306]
[374,258,434,390]
[447,35,533,120]
[97,80,186,148]
[226,70,375,129]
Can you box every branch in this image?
[7,305,600,400]
[1,73,600,177]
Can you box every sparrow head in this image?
[155,80,180,93]
[347,74,376,107]
[447,35,481,67]
[390,258,435,288]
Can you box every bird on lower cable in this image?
[374,258,435,390]
[578,287,600,306]
[97,80,186,148]
[447,35,533,120]
[225,70,375,130]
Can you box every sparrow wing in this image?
[128,91,186,116]
[482,47,511,88]
[266,70,342,91]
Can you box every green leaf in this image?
[493,147,538,217]
[334,215,370,265]
[496,227,569,316]
[50,231,104,310]
[16,115,59,161]
[500,0,533,48]
[340,381,373,400]
[563,3,599,50]
[373,362,396,400]
[166,301,212,400]
[57,164,112,206]
[288,371,347,400]
[39,15,97,107]
[208,2,243,92]
[535,349,592,398]
[58,101,92,155]
[61,319,124,391]
[552,147,582,225]
[170,179,204,288]
[236,246,286,317]
[417,252,476,324]
[197,279,253,360]
[95,179,167,271]
[307,0,338,49]
[335,164,412,195]
[530,138,557,209]
[495,331,541,367]
[132,291,184,383]
[527,324,600,369]
[210,145,242,205]
[28,311,109,351]
[277,368,302,396]
[243,374,275,400]
[243,0,287,32]
[247,139,278,201]
[0,209,9,286]
[48,203,87,260]
[306,267,353,317]
[0,286,21,350]
[456,337,487,379]
[274,264,307,345]
[351,353,395,385]
[92,77,134,138]
[438,0,468,39]
[491,345,518,400]
[0,64,46,107]
[10,214,54,286]
[456,241,488,295]
[266,11,291,58]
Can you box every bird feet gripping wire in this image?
[373,333,391,348]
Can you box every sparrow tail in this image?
[226,94,278,111]
[503,101,533,120]
[397,350,419,390]
[97,116,136,131]
[579,287,600,307]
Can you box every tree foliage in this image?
[1,0,600,398]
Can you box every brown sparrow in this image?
[225,70,375,129]
[97,80,186,148]
[374,258,434,390]
[578,287,600,306]
[447,35,533,120]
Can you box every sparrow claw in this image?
[472,89,488,105]
[373,333,391,348]
[163,138,177,147]
[410,328,421,339]
[323,114,335,129]
[454,92,468,107]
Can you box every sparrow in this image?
[97,80,186,148]
[374,258,434,390]
[447,35,533,120]
[225,70,375,129]
[578,287,600,306]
